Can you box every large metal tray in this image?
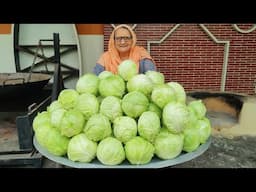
[33,136,211,168]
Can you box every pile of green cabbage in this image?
[33,59,211,166]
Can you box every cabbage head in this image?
[167,82,186,104]
[154,131,184,160]
[196,117,212,144]
[76,73,99,95]
[98,71,113,80]
[121,91,149,118]
[67,133,97,163]
[45,127,70,156]
[151,84,176,109]
[125,136,155,165]
[96,137,125,165]
[36,124,70,156]
[32,111,51,132]
[162,102,190,134]
[50,108,67,130]
[84,114,112,142]
[74,93,99,120]
[188,100,207,119]
[182,127,200,153]
[113,116,137,143]
[99,96,123,122]
[58,89,79,110]
[118,59,138,81]
[127,74,153,97]
[138,111,160,143]
[145,70,165,85]
[186,107,199,129]
[47,100,62,114]
[99,75,125,98]
[60,109,85,137]
[35,123,52,148]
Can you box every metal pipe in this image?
[51,33,64,102]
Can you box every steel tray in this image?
[33,136,211,168]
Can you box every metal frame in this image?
[13,24,79,81]
[0,33,64,168]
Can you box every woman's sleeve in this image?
[139,59,156,74]
[93,63,105,75]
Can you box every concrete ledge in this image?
[187,91,256,138]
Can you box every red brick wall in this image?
[103,24,256,95]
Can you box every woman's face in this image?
[114,27,133,54]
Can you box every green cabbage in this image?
[84,114,112,142]
[96,137,125,165]
[35,123,52,148]
[127,74,153,97]
[58,89,79,110]
[121,91,149,118]
[186,107,199,129]
[99,75,126,98]
[74,93,99,120]
[125,136,155,165]
[98,71,113,80]
[197,117,212,144]
[138,111,160,143]
[36,124,70,156]
[167,82,186,104]
[118,59,138,81]
[162,102,190,134]
[182,127,200,152]
[50,108,67,130]
[154,131,184,160]
[32,111,51,132]
[60,109,85,137]
[151,84,176,109]
[99,96,123,122]
[188,100,207,119]
[47,100,62,114]
[113,116,137,143]
[67,133,97,163]
[145,70,165,85]
[76,73,99,95]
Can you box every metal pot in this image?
[0,72,51,100]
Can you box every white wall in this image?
[0,26,16,73]
[78,35,104,75]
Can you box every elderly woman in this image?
[93,24,156,75]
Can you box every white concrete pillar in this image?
[0,24,16,72]
[75,24,104,75]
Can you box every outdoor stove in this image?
[0,92,51,167]
[0,33,64,167]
